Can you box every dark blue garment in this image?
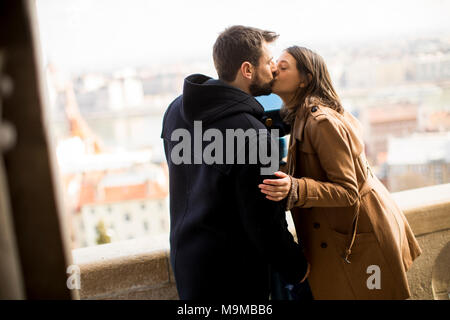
[270,270,314,300]
[161,74,308,300]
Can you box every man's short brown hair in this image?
[213,25,279,82]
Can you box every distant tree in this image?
[95,220,111,245]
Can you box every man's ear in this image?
[240,61,253,80]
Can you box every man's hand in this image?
[258,171,291,201]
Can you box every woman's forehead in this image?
[277,51,294,63]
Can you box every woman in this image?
[259,46,422,299]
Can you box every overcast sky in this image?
[35,0,450,72]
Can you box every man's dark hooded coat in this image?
[161,74,307,300]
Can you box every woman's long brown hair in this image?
[281,46,343,124]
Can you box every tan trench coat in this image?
[284,103,422,300]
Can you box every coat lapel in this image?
[286,106,308,175]
[292,105,309,142]
[293,115,306,142]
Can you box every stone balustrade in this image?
[72,183,450,300]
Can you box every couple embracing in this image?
[161,25,421,300]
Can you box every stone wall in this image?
[391,184,450,300]
[73,184,450,300]
[73,235,177,299]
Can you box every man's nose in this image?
[272,70,279,79]
[270,60,277,73]
[270,61,278,77]
[272,68,279,78]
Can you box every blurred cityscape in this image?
[43,33,450,249]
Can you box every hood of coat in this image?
[181,74,265,126]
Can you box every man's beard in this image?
[249,72,274,97]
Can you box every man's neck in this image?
[223,78,251,95]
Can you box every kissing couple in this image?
[161,25,421,300]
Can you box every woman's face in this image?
[272,51,305,99]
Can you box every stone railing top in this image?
[391,183,450,212]
[72,234,169,266]
[392,183,450,236]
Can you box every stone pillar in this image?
[0,0,74,299]
[0,138,24,299]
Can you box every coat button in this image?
[265,118,273,127]
[311,106,318,112]
[313,222,320,229]
[320,242,328,248]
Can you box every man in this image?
[161,25,308,300]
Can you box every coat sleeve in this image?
[291,116,359,208]
[232,134,308,284]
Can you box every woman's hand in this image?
[258,171,291,201]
